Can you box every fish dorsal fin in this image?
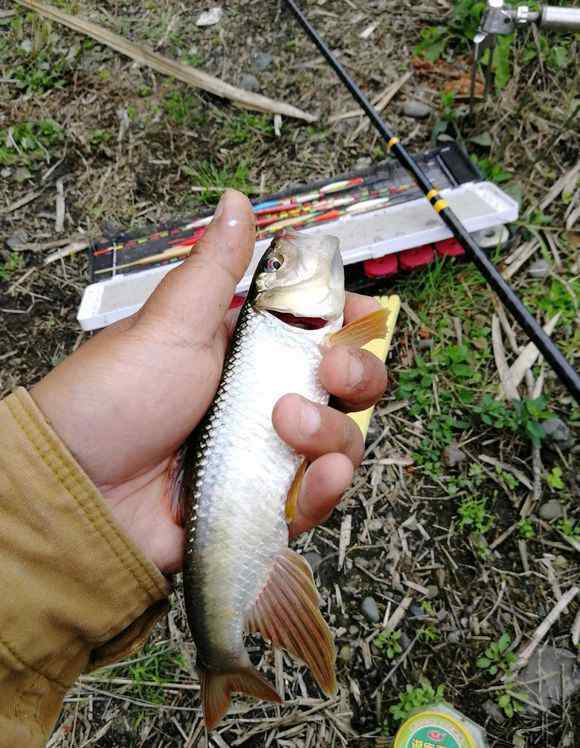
[245,549,337,696]
[165,445,188,525]
[285,459,308,523]
[200,666,281,731]
[327,307,389,348]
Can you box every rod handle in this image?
[539,6,580,31]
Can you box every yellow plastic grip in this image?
[347,295,400,440]
[434,199,449,212]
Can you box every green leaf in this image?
[469,132,493,147]
[476,657,490,668]
[498,632,511,652]
[489,665,498,675]
[493,36,512,91]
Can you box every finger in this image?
[319,345,388,412]
[138,189,256,344]
[344,291,381,325]
[272,394,364,467]
[289,453,353,539]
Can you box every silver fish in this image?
[175,231,387,729]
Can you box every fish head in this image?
[250,231,345,327]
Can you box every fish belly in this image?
[186,309,334,669]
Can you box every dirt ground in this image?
[1,1,579,746]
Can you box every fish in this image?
[172,230,388,730]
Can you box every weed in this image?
[387,680,445,725]
[0,253,25,280]
[470,155,512,184]
[162,89,205,128]
[556,518,580,539]
[457,496,494,534]
[222,112,273,145]
[0,120,62,168]
[417,624,441,643]
[513,398,553,446]
[546,466,564,491]
[182,160,255,205]
[496,683,526,718]
[517,518,535,539]
[374,629,402,660]
[476,632,516,676]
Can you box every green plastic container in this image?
[393,703,488,748]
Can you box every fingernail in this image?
[213,189,242,228]
[347,352,365,388]
[298,399,321,436]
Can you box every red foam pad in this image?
[364,253,399,278]
[399,245,435,271]
[436,238,465,257]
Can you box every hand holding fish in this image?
[32,190,388,578]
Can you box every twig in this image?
[1,189,43,214]
[384,593,413,631]
[497,314,560,399]
[44,238,91,264]
[15,0,317,122]
[492,314,518,400]
[512,586,579,674]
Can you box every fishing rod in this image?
[284,0,580,405]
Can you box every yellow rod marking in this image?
[426,189,439,201]
[434,199,448,212]
[386,136,399,152]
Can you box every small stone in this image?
[367,518,383,532]
[339,644,352,663]
[528,258,551,279]
[436,609,448,622]
[239,73,260,92]
[399,631,412,649]
[6,230,28,250]
[482,699,506,723]
[196,7,223,27]
[539,499,564,521]
[403,100,432,119]
[253,51,273,71]
[443,444,466,467]
[410,603,427,620]
[426,584,439,599]
[448,631,461,644]
[355,157,372,170]
[349,625,359,636]
[303,551,323,573]
[520,646,580,709]
[361,596,381,623]
[541,418,575,449]
[417,338,433,350]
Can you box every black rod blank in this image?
[284,0,580,405]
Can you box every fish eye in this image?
[265,255,284,272]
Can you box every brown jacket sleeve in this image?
[0,388,171,747]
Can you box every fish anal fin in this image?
[245,549,337,696]
[200,667,281,731]
[285,459,308,523]
[164,445,188,526]
[328,308,389,348]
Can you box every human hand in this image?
[31,190,388,574]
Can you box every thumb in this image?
[139,189,255,342]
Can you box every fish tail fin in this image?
[245,548,337,696]
[200,666,282,731]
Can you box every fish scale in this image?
[182,303,341,674]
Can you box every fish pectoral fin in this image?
[200,667,281,731]
[285,459,308,523]
[245,548,337,696]
[165,445,188,526]
[327,307,389,348]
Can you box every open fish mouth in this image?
[269,310,329,330]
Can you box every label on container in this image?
[394,711,478,748]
